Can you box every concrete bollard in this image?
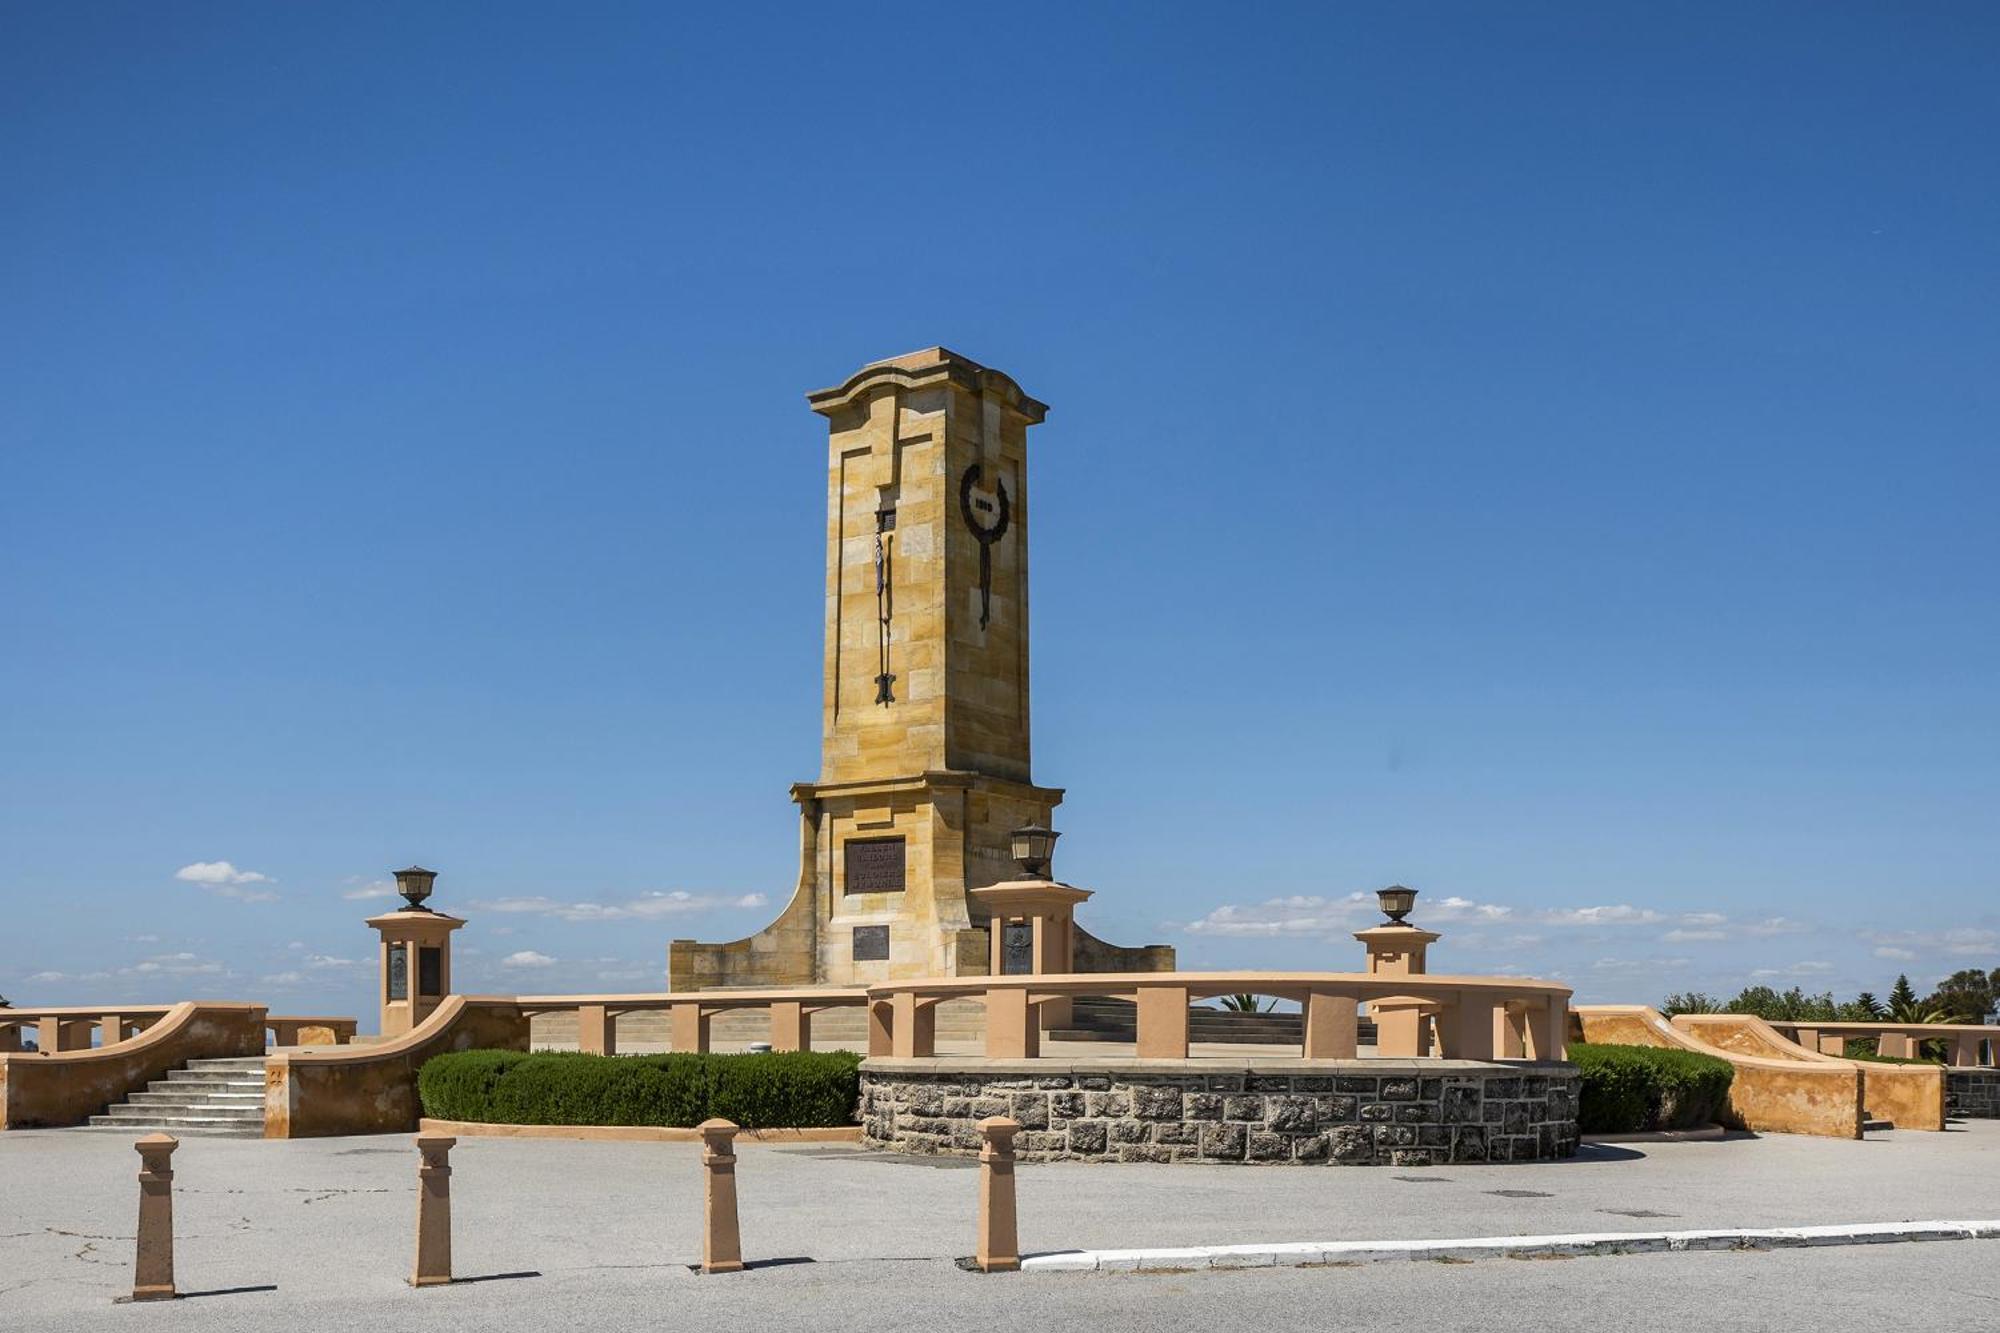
[410,1134,456,1287]
[975,1116,1021,1273]
[131,1134,178,1301]
[697,1118,744,1274]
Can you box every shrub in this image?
[1841,1039,1940,1066]
[418,1049,863,1129]
[1569,1042,1734,1133]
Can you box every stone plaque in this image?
[852,925,890,962]
[418,946,442,997]
[844,837,906,894]
[1001,922,1035,976]
[386,944,408,1001]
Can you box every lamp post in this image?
[1376,884,1418,925]
[368,866,464,1038]
[394,866,439,912]
[1009,824,1060,880]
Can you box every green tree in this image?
[1661,991,1722,1016]
[1887,973,1963,1026]
[1724,985,1838,1022]
[1927,968,1997,1022]
[1842,991,1885,1020]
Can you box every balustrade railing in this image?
[0,1007,357,1053]
[861,972,1571,1063]
[513,988,869,1055]
[1768,1020,2000,1067]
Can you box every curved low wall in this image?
[860,1058,1579,1165]
[1576,1006,1862,1139]
[1672,1014,1944,1132]
[0,1002,268,1129]
[264,995,529,1138]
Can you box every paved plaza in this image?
[4,1121,1998,1331]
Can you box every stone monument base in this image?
[860,1058,1579,1166]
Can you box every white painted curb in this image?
[1020,1220,2000,1273]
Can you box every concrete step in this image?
[125,1080,262,1096]
[96,1101,262,1121]
[84,1114,263,1137]
[161,1069,264,1085]
[181,1057,268,1071]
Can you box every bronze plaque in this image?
[1001,922,1035,976]
[386,944,408,1001]
[852,925,890,962]
[844,837,906,894]
[418,946,443,997]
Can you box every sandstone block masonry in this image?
[1948,1070,2000,1119]
[860,1061,1579,1166]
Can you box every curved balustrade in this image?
[514,988,868,1055]
[1768,1020,2000,1067]
[0,1008,357,1053]
[0,1006,178,1053]
[862,972,1571,1063]
[1,1002,268,1128]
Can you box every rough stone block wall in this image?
[860,1063,1579,1166]
[1947,1070,2000,1119]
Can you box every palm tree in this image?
[1216,994,1272,1014]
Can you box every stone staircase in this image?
[85,1056,267,1137]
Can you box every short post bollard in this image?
[975,1116,1021,1273]
[697,1118,744,1274]
[410,1134,456,1287]
[131,1134,179,1301]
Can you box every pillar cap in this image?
[1353,924,1441,947]
[969,880,1092,914]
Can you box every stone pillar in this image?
[969,879,1091,1033]
[698,1119,744,1274]
[410,1134,455,1287]
[975,1116,1021,1273]
[577,1004,615,1056]
[1354,924,1442,978]
[1355,920,1442,1056]
[131,1135,178,1302]
[769,1001,808,1052]
[367,907,465,1039]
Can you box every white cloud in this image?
[303,954,357,970]
[1590,957,1691,972]
[261,971,305,985]
[1861,927,2000,959]
[1749,961,1836,979]
[175,860,278,902]
[501,950,556,968]
[1874,946,1918,961]
[470,891,769,923]
[1679,912,1728,928]
[341,880,397,901]
[121,952,224,977]
[1541,905,1666,927]
[1661,929,1728,943]
[26,970,67,983]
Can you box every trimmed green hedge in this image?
[417,1050,863,1129]
[1570,1042,1734,1133]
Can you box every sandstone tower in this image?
[669,349,1168,988]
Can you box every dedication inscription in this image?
[844,837,906,894]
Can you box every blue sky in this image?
[3,4,1996,1024]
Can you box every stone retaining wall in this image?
[860,1059,1579,1165]
[1947,1069,2000,1119]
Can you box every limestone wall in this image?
[860,1060,1579,1166]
